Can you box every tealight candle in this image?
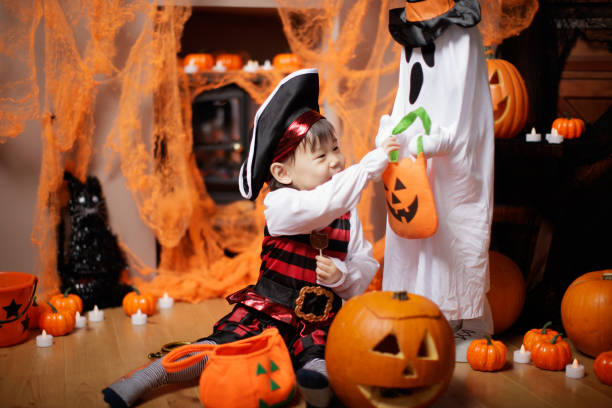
[131,309,147,325]
[36,330,53,348]
[88,305,104,322]
[513,344,531,364]
[212,60,227,72]
[158,292,174,310]
[565,358,585,379]
[526,127,541,142]
[261,59,273,71]
[74,311,87,328]
[546,127,563,144]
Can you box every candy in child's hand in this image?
[310,230,328,256]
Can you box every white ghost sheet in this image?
[376,24,494,321]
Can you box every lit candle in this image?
[261,59,273,71]
[565,358,585,379]
[88,305,104,322]
[131,309,147,325]
[525,127,541,142]
[513,344,531,364]
[74,311,87,328]
[36,330,53,348]
[546,127,563,144]
[212,60,227,72]
[158,292,174,310]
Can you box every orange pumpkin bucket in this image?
[162,328,296,408]
[384,107,438,239]
[0,272,38,347]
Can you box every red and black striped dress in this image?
[204,212,351,368]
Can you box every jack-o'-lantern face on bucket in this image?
[382,154,437,239]
[326,291,455,408]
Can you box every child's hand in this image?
[315,255,342,286]
[381,135,400,158]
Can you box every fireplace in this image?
[192,84,256,203]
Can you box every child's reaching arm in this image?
[265,137,399,236]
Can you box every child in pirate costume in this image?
[375,0,495,362]
[103,68,399,408]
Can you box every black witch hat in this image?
[389,0,481,48]
[239,68,321,200]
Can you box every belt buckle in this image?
[294,286,334,323]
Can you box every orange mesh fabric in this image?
[2,0,537,303]
[479,0,539,47]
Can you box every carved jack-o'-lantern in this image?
[486,56,529,139]
[326,291,455,408]
[383,107,438,239]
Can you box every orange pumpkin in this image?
[593,351,612,386]
[486,251,526,334]
[27,296,50,330]
[523,321,559,352]
[272,53,302,72]
[215,53,243,70]
[49,288,83,316]
[561,270,612,357]
[486,56,529,139]
[184,53,214,72]
[531,333,572,371]
[39,302,75,336]
[326,291,455,408]
[552,117,585,139]
[466,335,507,372]
[122,288,156,316]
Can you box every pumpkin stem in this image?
[551,333,563,344]
[603,273,612,281]
[47,301,58,314]
[130,285,140,295]
[541,321,553,334]
[392,291,409,301]
[484,334,493,346]
[63,287,72,297]
[32,295,38,307]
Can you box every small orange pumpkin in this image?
[593,350,612,386]
[552,117,585,139]
[466,335,507,372]
[39,302,75,336]
[215,53,243,70]
[523,321,559,352]
[122,288,156,316]
[561,270,612,357]
[27,296,50,330]
[486,55,529,139]
[272,53,302,72]
[531,333,572,371]
[184,53,214,72]
[49,288,83,316]
[487,251,526,334]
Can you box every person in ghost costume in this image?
[375,0,495,362]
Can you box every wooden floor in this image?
[0,299,611,408]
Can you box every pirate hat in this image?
[239,68,323,200]
[389,0,481,48]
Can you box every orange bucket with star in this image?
[0,272,38,347]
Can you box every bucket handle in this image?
[0,277,38,325]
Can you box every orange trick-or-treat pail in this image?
[0,272,38,347]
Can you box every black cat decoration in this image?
[57,171,132,311]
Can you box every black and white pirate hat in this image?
[239,68,325,200]
[389,0,481,48]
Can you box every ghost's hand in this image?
[408,124,453,157]
[375,114,395,147]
